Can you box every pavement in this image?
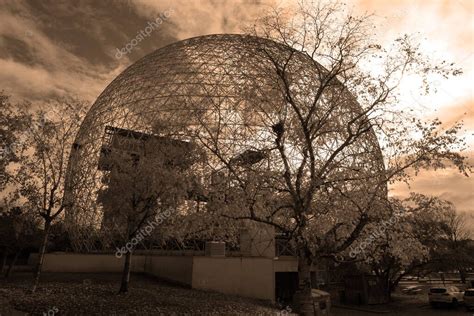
[332,305,471,315]
[331,283,472,316]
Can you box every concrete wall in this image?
[144,256,193,286]
[273,257,298,272]
[29,253,277,301]
[31,253,146,273]
[31,253,195,287]
[192,257,274,301]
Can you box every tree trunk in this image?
[376,274,391,303]
[387,281,394,302]
[119,251,132,293]
[459,268,466,284]
[293,249,314,315]
[31,219,51,293]
[384,273,391,302]
[0,249,7,274]
[5,250,21,279]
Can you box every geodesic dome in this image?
[65,34,385,252]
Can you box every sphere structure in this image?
[65,34,385,251]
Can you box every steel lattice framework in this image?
[65,34,385,252]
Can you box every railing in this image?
[275,237,297,257]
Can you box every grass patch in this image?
[0,272,278,315]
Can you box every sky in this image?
[0,0,472,227]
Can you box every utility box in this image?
[312,289,331,315]
[293,289,331,315]
[205,241,225,257]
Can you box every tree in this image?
[1,93,30,275]
[439,208,473,283]
[97,129,204,293]
[0,93,27,191]
[354,194,451,300]
[9,98,87,292]
[47,221,74,252]
[191,2,470,314]
[0,205,41,278]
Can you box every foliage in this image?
[348,194,452,297]
[12,98,87,225]
[47,221,73,252]
[97,135,205,245]
[0,205,41,255]
[0,93,29,191]
[3,95,87,290]
[97,130,205,292]
[430,208,474,282]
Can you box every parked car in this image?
[428,286,464,307]
[402,285,423,295]
[464,288,474,310]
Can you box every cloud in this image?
[129,0,274,39]
[0,57,120,102]
[436,99,474,129]
[0,0,179,103]
[391,166,473,212]
[390,154,474,232]
[0,0,275,103]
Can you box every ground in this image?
[332,281,472,316]
[1,273,473,315]
[332,298,471,316]
[0,272,279,315]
